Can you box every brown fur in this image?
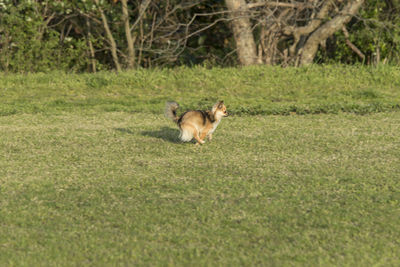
[165,101,228,144]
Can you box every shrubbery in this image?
[0,0,399,72]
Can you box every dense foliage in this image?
[0,0,399,72]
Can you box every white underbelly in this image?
[208,120,221,135]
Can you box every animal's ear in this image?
[218,100,224,109]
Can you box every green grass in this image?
[0,65,400,116]
[1,111,400,266]
[1,66,400,265]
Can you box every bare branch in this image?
[94,0,121,71]
[130,0,151,33]
[247,1,314,9]
[342,25,365,60]
[300,0,365,65]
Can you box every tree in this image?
[226,0,365,66]
[94,0,121,71]
[224,0,259,65]
[299,0,365,65]
[1,0,398,72]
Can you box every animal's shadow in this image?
[115,128,135,135]
[141,126,182,143]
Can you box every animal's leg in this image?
[200,130,208,141]
[193,131,205,144]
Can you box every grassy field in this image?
[1,66,400,266]
[1,64,400,116]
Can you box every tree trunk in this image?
[300,0,365,66]
[86,17,97,72]
[121,0,136,69]
[225,0,258,66]
[94,0,121,72]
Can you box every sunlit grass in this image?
[1,65,400,116]
[1,111,399,266]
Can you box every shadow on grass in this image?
[141,127,182,143]
[115,128,136,135]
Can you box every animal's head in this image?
[212,100,228,118]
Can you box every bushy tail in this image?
[165,101,179,123]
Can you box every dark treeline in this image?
[0,0,399,72]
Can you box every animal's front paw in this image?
[196,140,205,145]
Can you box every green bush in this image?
[0,1,89,72]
